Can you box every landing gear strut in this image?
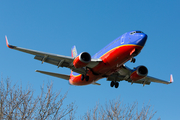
[110,81,119,88]
[81,67,90,81]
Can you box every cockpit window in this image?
[130,31,143,35]
[136,31,143,33]
[130,31,136,35]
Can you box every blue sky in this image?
[1,0,180,119]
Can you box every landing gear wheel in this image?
[110,81,115,87]
[130,58,136,63]
[110,81,119,88]
[85,76,89,81]
[115,82,119,88]
[81,74,84,81]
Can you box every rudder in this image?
[71,45,78,57]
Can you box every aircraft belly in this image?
[69,45,143,86]
[92,45,143,76]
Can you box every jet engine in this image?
[73,52,91,68]
[130,66,148,81]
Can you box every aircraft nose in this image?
[137,33,148,46]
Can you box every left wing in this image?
[144,74,173,85]
[5,36,102,74]
[107,65,173,86]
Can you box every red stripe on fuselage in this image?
[69,45,143,86]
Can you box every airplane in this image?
[5,30,173,88]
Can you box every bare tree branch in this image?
[82,98,158,120]
[0,78,76,120]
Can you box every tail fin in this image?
[71,45,78,58]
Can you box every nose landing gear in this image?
[130,58,136,63]
[110,81,119,88]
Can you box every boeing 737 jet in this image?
[5,30,173,88]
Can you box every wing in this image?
[143,74,173,85]
[5,36,102,74]
[107,65,173,86]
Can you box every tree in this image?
[82,98,159,120]
[0,77,160,120]
[0,78,76,120]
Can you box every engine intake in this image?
[73,52,91,68]
[130,66,148,81]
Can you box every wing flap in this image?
[36,70,70,80]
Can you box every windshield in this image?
[130,31,143,35]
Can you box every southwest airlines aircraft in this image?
[5,30,173,88]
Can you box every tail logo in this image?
[71,46,78,58]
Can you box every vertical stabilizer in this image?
[71,45,78,58]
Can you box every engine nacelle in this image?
[130,66,148,82]
[73,52,91,68]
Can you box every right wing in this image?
[107,65,173,86]
[5,36,102,74]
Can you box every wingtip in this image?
[5,35,9,47]
[5,36,14,49]
[170,74,174,83]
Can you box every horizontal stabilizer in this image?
[92,82,101,85]
[36,70,70,80]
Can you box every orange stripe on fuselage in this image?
[69,44,143,86]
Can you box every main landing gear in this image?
[81,67,90,82]
[81,74,89,81]
[110,81,119,88]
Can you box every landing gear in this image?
[110,81,115,87]
[81,74,89,81]
[110,81,119,88]
[80,67,90,81]
[130,58,136,63]
[115,82,119,88]
[81,74,84,81]
[85,76,89,81]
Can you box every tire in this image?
[85,76,89,81]
[110,81,115,87]
[115,82,119,88]
[81,74,84,81]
